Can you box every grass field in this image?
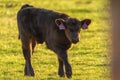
[0,0,110,80]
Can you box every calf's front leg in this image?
[56,50,72,78]
[58,58,65,77]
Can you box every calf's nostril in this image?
[72,39,79,44]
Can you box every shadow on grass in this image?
[61,9,92,13]
[0,48,20,55]
[40,77,65,80]
[0,1,18,8]
[94,63,110,67]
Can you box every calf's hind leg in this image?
[32,39,36,54]
[21,38,35,76]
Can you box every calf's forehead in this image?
[69,18,80,22]
[67,19,80,29]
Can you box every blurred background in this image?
[0,0,110,80]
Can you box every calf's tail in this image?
[18,4,33,40]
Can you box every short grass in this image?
[0,0,110,80]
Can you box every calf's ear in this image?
[55,18,66,30]
[81,19,91,30]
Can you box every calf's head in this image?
[55,18,91,44]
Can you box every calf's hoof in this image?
[24,66,35,76]
[58,70,65,77]
[66,71,72,78]
[65,65,72,78]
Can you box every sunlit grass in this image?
[0,0,110,80]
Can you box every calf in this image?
[17,4,91,78]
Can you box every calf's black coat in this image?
[17,4,91,78]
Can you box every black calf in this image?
[17,4,91,78]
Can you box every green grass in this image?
[0,0,110,80]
